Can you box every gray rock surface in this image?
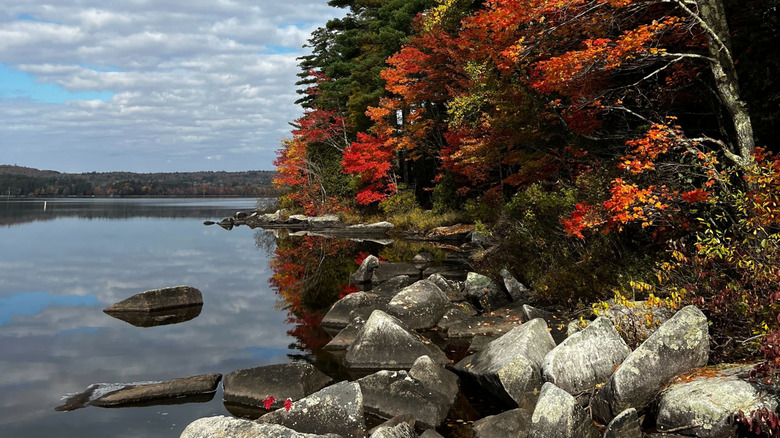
[104,285,203,312]
[464,272,509,312]
[369,422,418,438]
[500,269,531,303]
[440,305,524,340]
[412,252,434,270]
[419,430,444,438]
[529,382,599,438]
[322,292,389,330]
[180,416,341,438]
[372,275,415,297]
[602,300,675,348]
[427,273,465,302]
[541,317,630,396]
[454,318,555,407]
[324,316,366,351]
[386,280,450,330]
[471,408,532,438]
[357,369,454,429]
[521,305,568,342]
[223,363,333,410]
[604,408,642,438]
[351,255,381,284]
[344,310,449,370]
[655,365,779,438]
[259,381,367,438]
[409,355,459,403]
[372,263,421,285]
[591,305,710,423]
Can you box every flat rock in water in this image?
[104,305,202,327]
[440,305,524,341]
[471,408,532,438]
[58,374,221,410]
[322,291,389,330]
[454,318,555,408]
[104,286,203,312]
[386,280,450,330]
[180,415,341,438]
[529,382,600,438]
[591,305,709,423]
[541,317,631,397]
[259,381,367,438]
[223,363,333,411]
[464,272,509,312]
[344,310,449,370]
[655,365,779,438]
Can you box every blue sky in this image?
[0,1,343,172]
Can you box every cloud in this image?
[0,0,344,172]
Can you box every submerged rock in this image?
[57,373,221,411]
[104,305,202,327]
[104,286,203,313]
[344,310,449,371]
[591,305,710,423]
[223,363,333,411]
[259,381,367,438]
[181,415,341,438]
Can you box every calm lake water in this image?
[0,198,353,438]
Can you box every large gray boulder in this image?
[324,316,366,352]
[655,365,779,438]
[591,305,710,423]
[541,317,631,397]
[409,355,459,400]
[104,286,202,312]
[426,273,465,302]
[471,408,532,438]
[464,272,509,312]
[369,423,417,438]
[351,255,381,283]
[529,382,600,438]
[454,318,555,408]
[344,310,449,370]
[180,416,341,438]
[322,292,389,331]
[372,275,415,297]
[357,368,455,430]
[259,381,367,438]
[604,408,642,438]
[222,363,333,411]
[500,269,531,303]
[602,300,675,348]
[57,374,221,411]
[386,280,450,330]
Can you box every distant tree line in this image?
[0,165,279,197]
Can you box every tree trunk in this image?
[696,0,755,164]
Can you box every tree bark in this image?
[695,0,755,165]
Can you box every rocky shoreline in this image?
[68,214,777,437]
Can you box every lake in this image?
[0,198,373,438]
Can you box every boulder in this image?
[372,263,421,285]
[57,374,221,411]
[426,274,465,302]
[307,215,341,228]
[324,316,366,351]
[521,305,568,343]
[604,408,642,438]
[440,305,524,341]
[464,273,509,312]
[180,416,341,438]
[467,334,498,353]
[655,365,779,438]
[422,267,468,282]
[348,222,395,232]
[369,422,417,438]
[471,408,532,438]
[103,286,203,313]
[386,280,450,330]
[412,252,435,270]
[529,382,600,438]
[357,368,455,429]
[591,305,710,423]
[259,381,367,438]
[322,292,389,330]
[541,317,631,397]
[344,310,449,370]
[409,355,459,403]
[352,255,381,284]
[372,275,415,297]
[223,363,333,411]
[436,303,479,334]
[500,269,531,303]
[602,300,675,348]
[419,430,444,438]
[104,305,202,327]
[368,415,416,435]
[454,318,555,408]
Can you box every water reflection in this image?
[103,305,203,328]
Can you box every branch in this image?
[660,52,717,63]
[663,0,735,66]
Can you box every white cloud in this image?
[0,0,345,172]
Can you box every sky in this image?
[0,1,344,172]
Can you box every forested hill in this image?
[0,165,278,197]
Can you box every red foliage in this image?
[342,131,397,205]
